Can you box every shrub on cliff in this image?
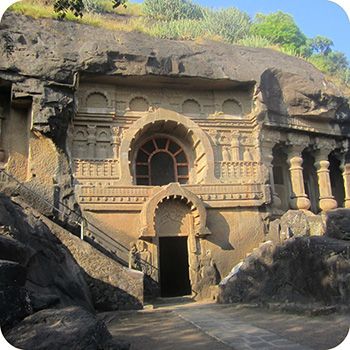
[142,0,203,21]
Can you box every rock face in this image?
[0,259,32,327]
[0,193,143,326]
[3,306,129,350]
[0,11,348,141]
[0,193,94,325]
[218,236,350,312]
[0,193,134,347]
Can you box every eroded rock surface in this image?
[0,193,94,326]
[0,11,348,132]
[3,306,130,350]
[218,236,350,312]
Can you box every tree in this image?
[252,11,307,53]
[308,35,334,56]
[53,0,126,19]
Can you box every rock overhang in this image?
[0,11,348,123]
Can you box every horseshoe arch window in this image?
[135,136,189,186]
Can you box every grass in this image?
[6,0,350,99]
[9,0,148,32]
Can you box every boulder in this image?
[3,306,129,350]
[278,210,325,241]
[218,236,350,311]
[323,208,350,240]
[0,260,32,327]
[0,194,94,317]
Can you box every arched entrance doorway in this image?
[135,136,189,186]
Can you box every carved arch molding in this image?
[119,108,216,185]
[139,183,211,238]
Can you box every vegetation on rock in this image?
[7,0,350,96]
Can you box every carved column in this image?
[314,138,337,211]
[230,131,240,161]
[343,164,350,208]
[286,133,310,210]
[110,126,121,159]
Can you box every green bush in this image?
[143,0,203,20]
[252,11,307,54]
[149,18,205,40]
[236,35,272,48]
[201,7,251,44]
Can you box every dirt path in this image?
[101,302,350,350]
[105,309,232,350]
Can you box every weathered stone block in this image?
[323,208,350,240]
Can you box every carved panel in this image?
[215,161,260,183]
[86,92,108,108]
[154,199,191,236]
[222,99,242,115]
[129,97,149,112]
[73,159,120,180]
[182,99,201,115]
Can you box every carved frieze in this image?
[77,183,268,209]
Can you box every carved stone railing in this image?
[73,159,120,180]
[215,161,260,182]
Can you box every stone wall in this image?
[39,208,144,311]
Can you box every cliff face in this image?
[0,11,348,129]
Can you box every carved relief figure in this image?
[129,240,152,275]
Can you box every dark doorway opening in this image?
[159,236,191,297]
[329,152,345,207]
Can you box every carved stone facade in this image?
[60,76,348,299]
[1,75,349,301]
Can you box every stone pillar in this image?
[314,138,337,211]
[343,164,350,208]
[314,152,337,211]
[287,154,311,210]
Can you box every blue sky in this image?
[133,0,350,62]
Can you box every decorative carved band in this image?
[73,159,120,179]
[78,183,267,209]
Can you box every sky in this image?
[0,0,349,60]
